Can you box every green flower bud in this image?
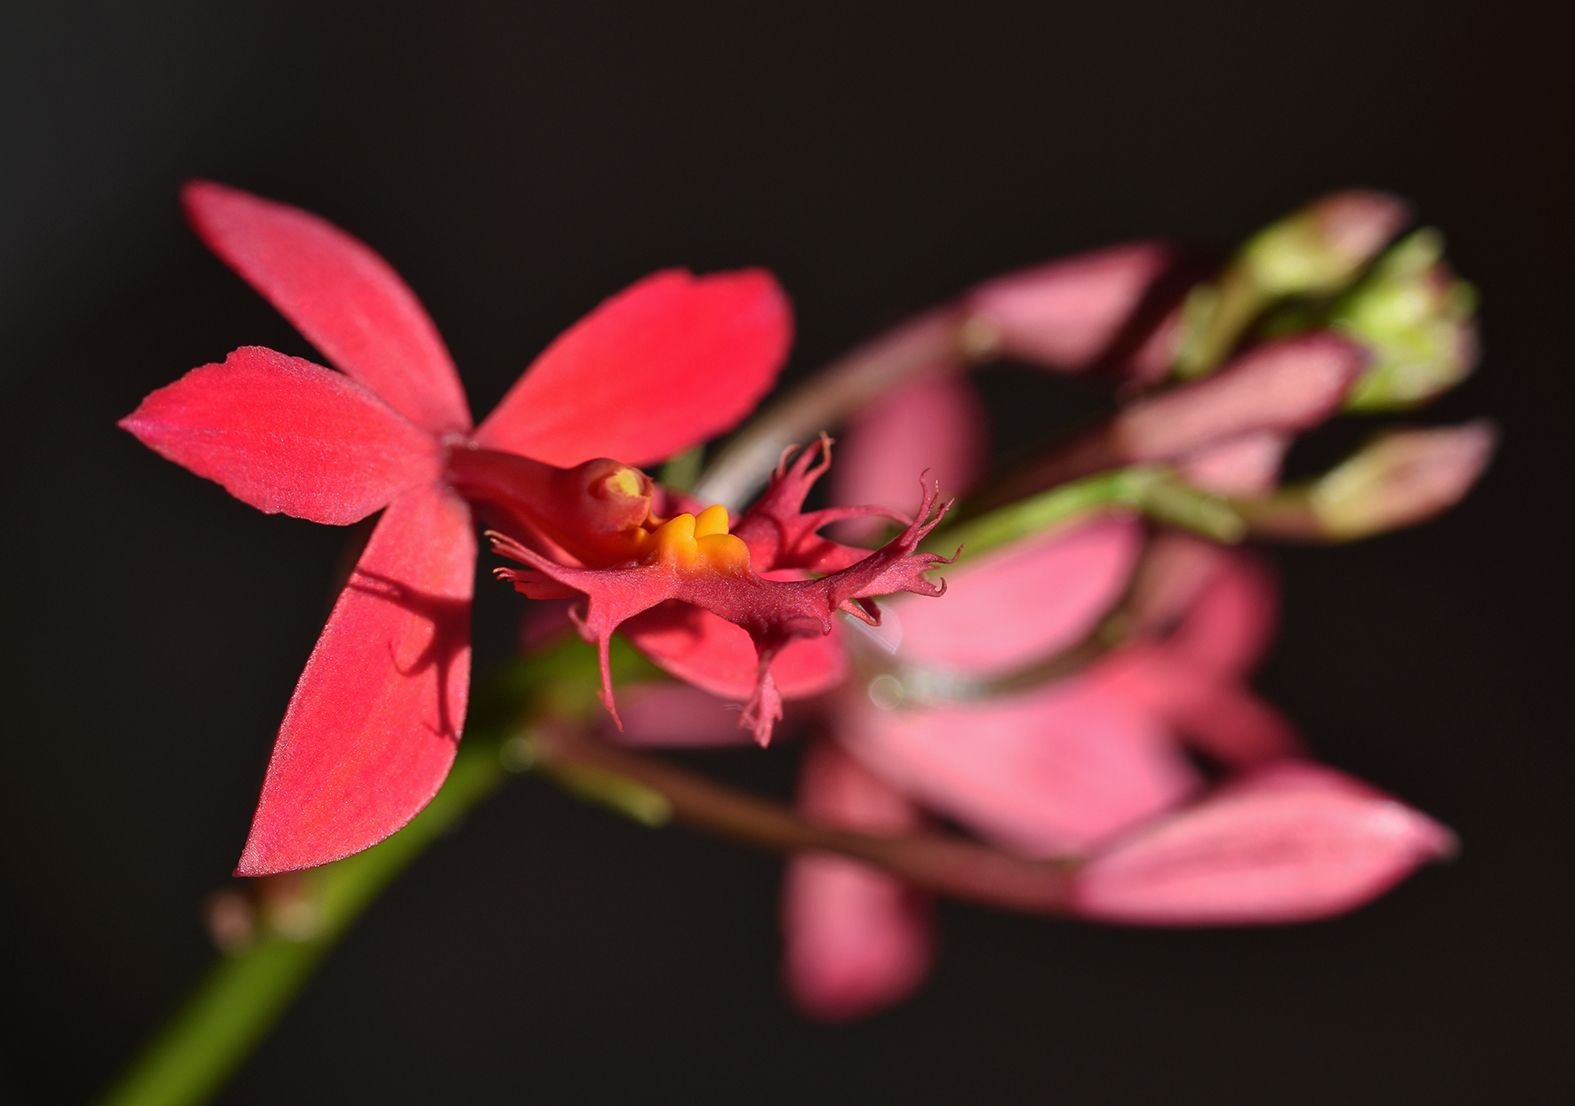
[1240,191,1410,298]
[1338,230,1479,411]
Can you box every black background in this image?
[3,2,1570,1103]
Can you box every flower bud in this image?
[1176,191,1408,378]
[1237,422,1496,541]
[1337,230,1479,410]
[1025,333,1364,491]
[1309,422,1496,538]
[1240,190,1411,298]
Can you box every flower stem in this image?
[97,729,513,1106]
[936,467,1245,563]
[100,637,1079,1106]
[529,725,1074,913]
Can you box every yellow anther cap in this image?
[644,506,750,574]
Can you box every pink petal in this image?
[1086,649,1302,767]
[1170,549,1278,676]
[1134,536,1278,676]
[841,681,1198,855]
[1042,335,1364,486]
[966,241,1181,375]
[611,682,753,748]
[833,374,987,526]
[475,269,790,467]
[1178,432,1288,495]
[783,741,933,1020]
[1166,680,1303,767]
[622,605,848,703]
[1114,333,1364,462]
[890,514,1142,676]
[1071,763,1454,924]
[184,182,471,435]
[121,346,441,526]
[235,484,475,875]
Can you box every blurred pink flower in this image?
[775,377,1450,1017]
[618,363,1453,1019]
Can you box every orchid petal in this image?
[834,374,987,525]
[1071,763,1454,924]
[1133,535,1278,676]
[611,681,754,748]
[889,514,1142,676]
[475,269,790,466]
[783,741,933,1020]
[1178,432,1288,495]
[1039,334,1365,485]
[966,242,1181,376]
[120,346,441,525]
[236,485,475,875]
[1115,333,1364,461]
[842,683,1198,856]
[1168,546,1279,675]
[622,606,848,702]
[1087,650,1302,767]
[729,437,914,576]
[183,182,471,435]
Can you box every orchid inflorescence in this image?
[122,184,1491,1022]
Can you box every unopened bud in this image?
[1119,333,1364,463]
[1239,422,1496,541]
[1240,190,1410,298]
[1176,191,1409,378]
[1337,230,1479,410]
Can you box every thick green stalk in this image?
[99,732,513,1106]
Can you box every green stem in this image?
[98,729,514,1106]
[105,466,1222,1104]
[936,467,1244,564]
[99,627,1085,1105]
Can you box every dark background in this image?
[3,2,1569,1103]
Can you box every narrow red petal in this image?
[121,347,441,525]
[475,269,791,466]
[783,741,934,1020]
[184,181,472,435]
[1071,763,1454,924]
[236,485,475,875]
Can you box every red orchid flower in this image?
[490,437,954,746]
[121,182,790,875]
